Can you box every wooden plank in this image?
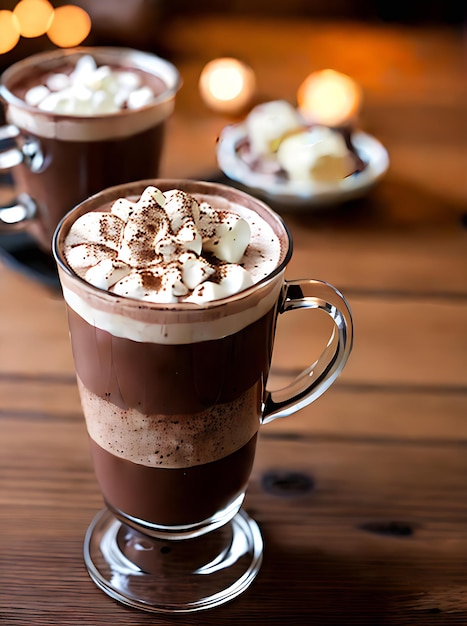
[1,419,466,624]
[270,297,467,387]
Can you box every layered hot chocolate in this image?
[57,181,286,528]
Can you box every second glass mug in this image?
[53,179,353,613]
[0,47,181,251]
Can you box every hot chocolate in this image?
[0,48,181,249]
[53,179,353,612]
[56,180,286,528]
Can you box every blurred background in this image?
[0,0,464,72]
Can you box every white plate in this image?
[216,123,390,208]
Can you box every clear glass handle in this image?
[0,124,38,230]
[262,279,353,423]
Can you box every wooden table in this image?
[1,16,466,625]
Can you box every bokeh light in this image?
[13,0,54,38]
[47,5,91,48]
[199,58,256,114]
[297,69,363,127]
[0,10,21,54]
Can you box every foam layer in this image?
[61,277,282,344]
[79,377,261,468]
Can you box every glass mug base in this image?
[108,492,248,540]
[83,507,264,614]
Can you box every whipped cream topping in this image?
[64,186,279,304]
[24,54,155,115]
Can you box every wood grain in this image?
[1,15,466,625]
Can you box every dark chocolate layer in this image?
[90,434,257,526]
[67,305,276,415]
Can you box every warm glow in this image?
[47,5,91,48]
[13,0,54,38]
[208,66,244,101]
[199,58,256,115]
[0,10,20,54]
[297,69,362,127]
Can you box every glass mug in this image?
[53,179,353,613]
[0,47,181,251]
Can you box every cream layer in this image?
[61,276,282,344]
[78,376,261,469]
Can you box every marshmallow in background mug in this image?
[26,54,157,116]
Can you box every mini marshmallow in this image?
[64,243,117,277]
[200,205,250,263]
[187,265,253,303]
[118,194,169,266]
[24,85,50,107]
[111,198,137,222]
[180,253,215,290]
[139,185,166,208]
[24,54,155,117]
[37,91,71,113]
[64,186,269,304]
[84,258,131,290]
[71,55,98,83]
[116,71,142,91]
[163,189,200,233]
[127,86,154,110]
[81,65,112,91]
[163,190,202,256]
[91,89,121,114]
[66,212,124,250]
[46,73,70,92]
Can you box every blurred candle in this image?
[13,0,54,38]
[199,57,256,115]
[0,10,20,54]
[297,69,362,128]
[47,4,91,48]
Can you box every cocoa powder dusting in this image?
[140,270,163,292]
